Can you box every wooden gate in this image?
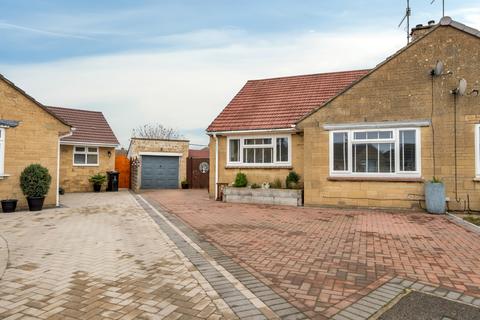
[187,157,209,189]
[115,153,131,189]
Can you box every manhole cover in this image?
[379,291,480,320]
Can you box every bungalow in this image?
[0,74,119,209]
[0,74,71,208]
[208,17,480,211]
[47,107,119,192]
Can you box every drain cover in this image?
[379,291,480,320]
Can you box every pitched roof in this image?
[189,148,209,158]
[47,106,119,146]
[207,69,369,132]
[297,17,480,125]
[0,73,71,128]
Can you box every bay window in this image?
[227,135,291,166]
[330,128,420,177]
[73,146,99,166]
[0,128,4,175]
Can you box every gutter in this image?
[206,127,297,136]
[57,130,74,207]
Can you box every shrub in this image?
[20,164,52,198]
[286,171,301,189]
[271,178,283,189]
[233,172,248,187]
[430,176,443,183]
[250,183,260,189]
[89,173,107,186]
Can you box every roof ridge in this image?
[248,69,371,82]
[47,105,103,113]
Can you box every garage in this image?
[141,155,180,189]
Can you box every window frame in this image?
[73,145,100,166]
[329,127,421,177]
[226,135,292,167]
[0,128,5,175]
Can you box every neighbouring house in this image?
[208,17,480,211]
[47,107,119,192]
[0,74,72,209]
[207,69,369,199]
[127,138,189,191]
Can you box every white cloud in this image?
[1,28,407,147]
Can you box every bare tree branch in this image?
[132,123,184,140]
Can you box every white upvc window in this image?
[329,128,421,177]
[475,124,480,178]
[0,128,5,175]
[227,135,291,167]
[73,146,99,166]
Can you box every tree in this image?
[132,123,183,140]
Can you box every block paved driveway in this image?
[0,192,244,320]
[144,190,480,319]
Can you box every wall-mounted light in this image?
[107,150,112,158]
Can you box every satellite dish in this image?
[458,78,467,96]
[433,60,444,76]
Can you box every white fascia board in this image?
[323,120,431,131]
[206,127,297,135]
[139,152,183,157]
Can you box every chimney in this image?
[410,20,436,41]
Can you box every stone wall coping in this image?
[224,187,303,196]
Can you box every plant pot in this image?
[27,197,45,212]
[1,199,18,213]
[93,184,102,192]
[181,183,189,189]
[425,182,446,214]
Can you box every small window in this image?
[229,139,240,162]
[0,128,4,175]
[74,146,99,165]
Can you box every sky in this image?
[1,1,479,148]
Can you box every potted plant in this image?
[89,173,107,192]
[425,177,445,214]
[286,171,301,189]
[1,199,18,213]
[20,164,52,211]
[233,172,248,187]
[181,180,189,189]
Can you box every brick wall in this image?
[208,133,304,198]
[128,138,189,191]
[298,26,480,210]
[59,145,115,192]
[0,79,70,209]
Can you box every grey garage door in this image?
[141,155,179,189]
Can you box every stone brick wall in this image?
[298,26,480,210]
[208,133,304,198]
[0,79,71,209]
[128,138,189,191]
[59,145,115,192]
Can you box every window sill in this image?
[73,164,100,167]
[0,174,11,180]
[328,176,424,183]
[473,177,480,182]
[225,165,293,169]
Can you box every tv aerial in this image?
[431,0,445,18]
[398,0,412,44]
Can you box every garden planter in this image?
[181,183,189,189]
[27,197,45,212]
[93,184,102,192]
[425,182,446,214]
[223,187,303,206]
[1,199,18,213]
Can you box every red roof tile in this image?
[47,106,119,145]
[189,148,209,158]
[207,69,369,132]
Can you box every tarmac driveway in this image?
[144,190,480,319]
